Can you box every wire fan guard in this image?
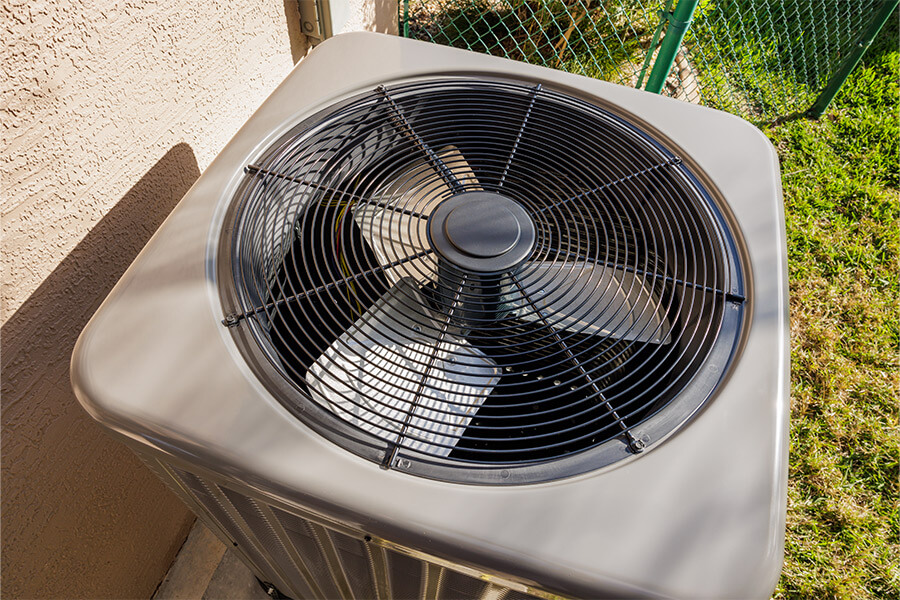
[220,78,746,484]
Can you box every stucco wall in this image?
[2,1,306,597]
[340,0,400,35]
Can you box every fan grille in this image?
[221,78,746,484]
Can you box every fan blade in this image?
[354,146,480,284]
[503,261,672,344]
[306,278,500,457]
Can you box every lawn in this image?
[766,19,899,600]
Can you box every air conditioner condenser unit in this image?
[72,32,789,600]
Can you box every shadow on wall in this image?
[345,0,400,35]
[1,144,200,599]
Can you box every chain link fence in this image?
[401,0,897,123]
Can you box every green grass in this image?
[766,20,899,600]
[683,1,883,119]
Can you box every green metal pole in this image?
[644,0,700,94]
[402,0,410,38]
[808,0,899,118]
[636,0,675,89]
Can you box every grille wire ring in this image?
[221,78,746,484]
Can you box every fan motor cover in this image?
[72,33,789,599]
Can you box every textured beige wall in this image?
[2,1,306,597]
[341,0,400,35]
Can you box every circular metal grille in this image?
[221,78,746,484]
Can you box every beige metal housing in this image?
[72,32,788,599]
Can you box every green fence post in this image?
[402,0,410,37]
[807,0,899,118]
[644,0,700,94]
[636,0,675,89]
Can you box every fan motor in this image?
[428,191,535,328]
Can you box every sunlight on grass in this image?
[766,19,899,600]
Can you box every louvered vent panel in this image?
[219,488,319,599]
[167,467,295,595]
[148,459,547,599]
[507,592,546,600]
[442,568,490,600]
[332,532,379,599]
[271,506,347,599]
[386,548,424,599]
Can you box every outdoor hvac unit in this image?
[72,33,788,599]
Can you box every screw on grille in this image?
[222,314,243,328]
[628,436,647,453]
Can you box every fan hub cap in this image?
[429,192,535,273]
